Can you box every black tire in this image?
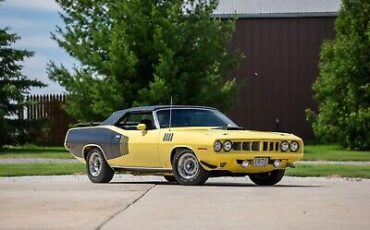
[249,169,285,186]
[86,148,114,183]
[172,149,209,185]
[163,175,177,183]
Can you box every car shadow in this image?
[204,182,322,188]
[109,181,322,188]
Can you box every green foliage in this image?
[0,24,45,147]
[307,0,370,150]
[49,0,243,122]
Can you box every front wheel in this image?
[172,149,209,185]
[249,170,285,186]
[86,148,114,183]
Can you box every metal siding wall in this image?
[228,17,335,140]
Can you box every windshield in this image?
[156,109,239,128]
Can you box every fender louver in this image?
[163,133,174,142]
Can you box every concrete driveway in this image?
[1,175,369,230]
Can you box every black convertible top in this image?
[100,105,216,125]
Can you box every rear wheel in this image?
[249,170,285,186]
[86,148,114,183]
[172,149,209,185]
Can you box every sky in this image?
[0,0,75,94]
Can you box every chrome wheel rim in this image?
[177,153,199,180]
[89,152,103,177]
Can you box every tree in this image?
[0,27,45,147]
[48,0,243,122]
[307,0,370,150]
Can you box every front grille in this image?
[263,142,268,151]
[252,141,260,151]
[275,142,279,151]
[232,142,241,151]
[242,142,250,151]
[269,142,274,151]
[231,140,281,152]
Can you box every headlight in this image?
[290,141,299,152]
[223,140,232,152]
[280,141,289,152]
[214,141,222,152]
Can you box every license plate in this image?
[253,158,269,167]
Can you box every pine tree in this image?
[0,27,45,147]
[48,0,243,122]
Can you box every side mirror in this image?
[137,123,147,131]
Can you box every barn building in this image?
[215,0,341,139]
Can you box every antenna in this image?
[169,96,173,131]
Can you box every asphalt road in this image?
[1,175,370,230]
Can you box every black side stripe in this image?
[163,133,174,142]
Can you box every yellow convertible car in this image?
[65,105,303,185]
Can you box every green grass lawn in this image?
[0,163,85,177]
[0,145,73,159]
[287,164,370,178]
[302,144,370,161]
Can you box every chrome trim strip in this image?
[152,110,161,129]
[64,128,71,150]
[113,166,172,171]
[153,107,221,130]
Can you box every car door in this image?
[115,112,161,167]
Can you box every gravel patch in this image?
[0,158,80,164]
